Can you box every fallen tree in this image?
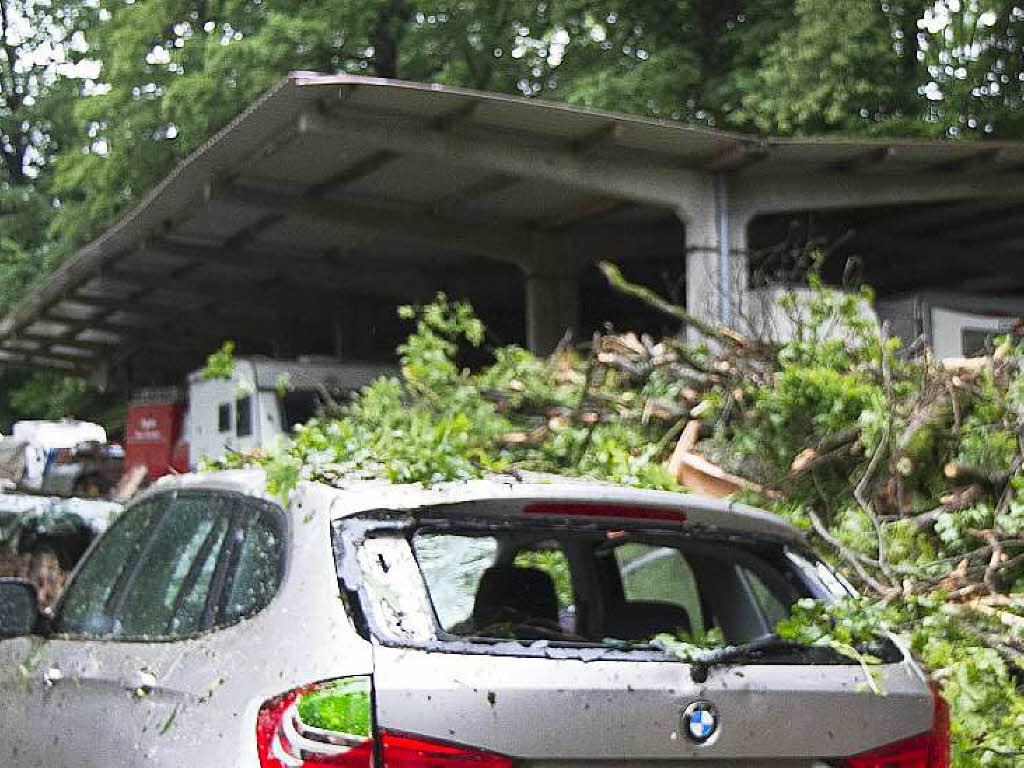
[216,265,1024,767]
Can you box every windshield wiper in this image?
[689,634,807,683]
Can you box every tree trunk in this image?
[373,0,411,78]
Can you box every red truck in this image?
[123,387,189,482]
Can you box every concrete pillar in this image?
[726,213,750,330]
[681,180,752,341]
[685,208,720,336]
[524,267,580,355]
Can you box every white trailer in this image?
[875,292,1024,360]
[184,357,394,469]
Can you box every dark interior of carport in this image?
[0,77,698,388]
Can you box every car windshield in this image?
[343,514,864,656]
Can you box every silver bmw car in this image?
[0,469,948,768]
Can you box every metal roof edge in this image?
[288,71,762,145]
[0,75,302,341]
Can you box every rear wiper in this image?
[688,634,806,683]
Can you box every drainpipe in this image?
[714,172,732,328]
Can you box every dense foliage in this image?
[210,292,679,491]
[216,268,1024,766]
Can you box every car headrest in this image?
[472,565,559,626]
[603,600,692,642]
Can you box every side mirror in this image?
[0,578,39,638]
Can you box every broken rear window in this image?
[409,526,810,645]
[339,511,856,654]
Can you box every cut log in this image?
[667,423,765,498]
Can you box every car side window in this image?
[613,543,704,634]
[56,491,285,640]
[219,506,284,624]
[114,493,230,637]
[737,565,790,629]
[56,498,165,636]
[513,542,573,609]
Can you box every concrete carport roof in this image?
[2,71,1023,387]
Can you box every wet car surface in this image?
[0,470,948,767]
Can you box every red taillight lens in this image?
[523,502,686,522]
[257,679,517,768]
[257,678,373,768]
[843,684,950,768]
[381,731,516,768]
[927,684,951,768]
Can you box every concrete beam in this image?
[16,332,119,353]
[44,308,261,348]
[827,147,892,173]
[428,174,521,215]
[100,266,305,316]
[946,215,1024,245]
[0,341,96,366]
[703,143,769,172]
[299,110,707,210]
[208,182,555,265]
[15,330,225,356]
[0,350,89,375]
[307,149,399,196]
[534,197,631,231]
[68,293,246,321]
[149,238,522,303]
[879,199,1022,235]
[928,147,1002,174]
[735,173,1024,216]
[2,245,134,339]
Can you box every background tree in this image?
[0,0,101,430]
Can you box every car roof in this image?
[146,470,804,544]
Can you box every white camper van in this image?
[184,357,394,469]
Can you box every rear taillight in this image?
[257,677,373,768]
[257,677,517,768]
[843,683,950,768]
[380,731,516,768]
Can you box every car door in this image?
[0,493,170,766]
[5,489,275,767]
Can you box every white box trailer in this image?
[875,292,1024,360]
[184,357,395,469]
[743,287,1023,361]
[743,286,878,344]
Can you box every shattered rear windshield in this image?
[411,527,808,646]
[343,516,851,652]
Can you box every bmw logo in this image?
[682,700,718,744]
